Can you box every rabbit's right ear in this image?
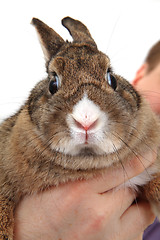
[31,18,65,61]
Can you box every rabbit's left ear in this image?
[62,17,97,47]
[32,18,65,61]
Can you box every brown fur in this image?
[0,17,160,239]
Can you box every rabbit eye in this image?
[106,70,117,91]
[49,72,59,95]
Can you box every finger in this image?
[99,187,136,217]
[120,201,155,240]
[84,150,157,193]
[133,233,143,240]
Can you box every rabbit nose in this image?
[73,117,98,132]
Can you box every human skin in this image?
[133,62,160,114]
[14,151,156,240]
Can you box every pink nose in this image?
[73,118,98,131]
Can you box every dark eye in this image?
[106,70,117,91]
[49,72,59,95]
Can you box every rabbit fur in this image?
[0,17,160,239]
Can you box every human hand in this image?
[14,151,156,240]
[133,234,143,240]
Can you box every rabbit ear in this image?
[62,17,97,47]
[32,18,65,61]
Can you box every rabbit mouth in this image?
[53,135,122,156]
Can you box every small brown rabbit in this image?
[0,16,160,239]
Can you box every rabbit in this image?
[0,16,160,240]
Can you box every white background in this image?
[0,0,160,121]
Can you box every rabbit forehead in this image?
[48,43,110,74]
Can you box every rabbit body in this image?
[0,17,160,239]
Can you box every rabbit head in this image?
[28,17,157,170]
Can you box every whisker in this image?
[112,131,153,182]
[112,142,126,188]
[111,142,139,213]
[105,16,121,54]
[108,119,157,157]
[38,139,54,158]
[136,90,160,95]
[128,132,157,155]
[112,120,139,133]
[27,133,44,146]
